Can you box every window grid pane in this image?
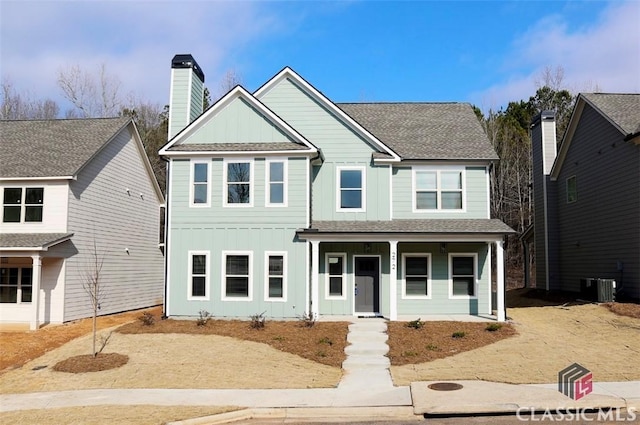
[269,183,284,204]
[339,169,362,209]
[328,256,344,296]
[226,255,249,297]
[452,256,475,296]
[405,256,428,296]
[3,188,22,204]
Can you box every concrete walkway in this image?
[1,317,638,422]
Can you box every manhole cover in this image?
[32,365,47,371]
[428,382,463,391]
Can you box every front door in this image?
[354,257,379,314]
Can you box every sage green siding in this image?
[393,166,489,219]
[169,68,203,139]
[184,98,294,144]
[260,78,391,221]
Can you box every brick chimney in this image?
[530,111,559,291]
[168,54,205,140]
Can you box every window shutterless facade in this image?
[402,254,431,298]
[0,267,33,303]
[222,252,252,300]
[2,187,44,223]
[337,166,365,211]
[190,161,210,207]
[266,158,287,206]
[567,175,577,203]
[265,252,286,301]
[224,159,253,206]
[187,251,209,300]
[325,253,346,299]
[413,167,464,211]
[449,254,477,298]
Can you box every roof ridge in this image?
[1,116,128,123]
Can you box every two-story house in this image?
[0,117,165,329]
[161,54,514,322]
[528,93,640,302]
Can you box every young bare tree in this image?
[57,63,124,118]
[83,240,105,357]
[1,79,60,119]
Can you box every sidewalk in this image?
[1,317,638,423]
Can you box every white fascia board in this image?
[296,233,504,243]
[254,67,401,161]
[161,150,316,158]
[0,176,74,182]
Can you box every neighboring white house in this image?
[0,117,165,329]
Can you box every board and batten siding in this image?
[554,104,640,298]
[64,124,164,322]
[0,180,69,233]
[260,77,391,221]
[392,166,489,219]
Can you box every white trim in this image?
[388,165,394,219]
[0,176,74,182]
[161,150,315,158]
[167,68,176,140]
[389,240,398,320]
[336,166,366,212]
[264,251,287,302]
[486,242,492,315]
[221,250,253,301]
[223,158,254,208]
[305,159,310,228]
[448,253,478,299]
[412,166,466,213]
[187,250,210,301]
[189,159,211,208]
[265,158,288,207]
[310,241,320,315]
[298,233,505,243]
[353,255,382,315]
[496,240,506,321]
[1,186,45,224]
[485,165,491,218]
[30,255,42,330]
[401,253,432,300]
[165,160,174,315]
[325,252,347,300]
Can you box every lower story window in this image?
[403,255,430,297]
[451,255,476,297]
[0,267,32,303]
[189,252,208,299]
[326,254,346,298]
[225,254,251,298]
[266,254,285,299]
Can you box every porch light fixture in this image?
[440,243,447,254]
[364,243,372,253]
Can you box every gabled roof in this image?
[0,117,131,179]
[337,103,498,161]
[254,67,402,162]
[0,233,73,251]
[160,85,317,156]
[551,93,640,178]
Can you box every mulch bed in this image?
[387,321,517,366]
[603,302,640,319]
[117,317,350,368]
[53,353,129,373]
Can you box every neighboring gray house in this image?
[161,55,514,322]
[0,117,165,329]
[529,93,640,301]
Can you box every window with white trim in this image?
[450,254,477,297]
[266,159,287,206]
[337,167,365,211]
[190,161,209,206]
[265,252,286,300]
[223,252,252,299]
[567,175,577,203]
[188,252,209,299]
[2,187,44,222]
[224,160,252,206]
[402,254,431,298]
[413,168,464,211]
[0,267,32,303]
[326,253,346,298]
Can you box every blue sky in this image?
[1,0,638,115]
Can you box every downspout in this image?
[162,158,170,319]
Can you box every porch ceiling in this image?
[0,233,73,251]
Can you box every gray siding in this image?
[554,104,640,299]
[65,124,164,321]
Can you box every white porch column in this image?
[495,240,505,322]
[30,255,42,330]
[389,240,398,321]
[310,240,320,317]
[486,242,492,315]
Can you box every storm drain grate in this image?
[428,382,463,391]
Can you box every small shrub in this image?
[138,312,155,326]
[299,311,317,328]
[250,311,266,329]
[196,310,211,327]
[452,331,466,339]
[273,336,285,342]
[318,336,333,346]
[316,350,327,358]
[403,350,418,357]
[426,344,439,351]
[485,323,502,332]
[406,318,424,329]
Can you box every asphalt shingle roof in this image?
[0,117,130,178]
[0,233,73,249]
[581,93,640,136]
[299,219,515,235]
[337,103,498,161]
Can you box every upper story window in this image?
[224,160,253,206]
[266,158,287,206]
[190,161,210,207]
[567,175,577,203]
[337,166,365,211]
[413,167,464,211]
[2,187,44,223]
